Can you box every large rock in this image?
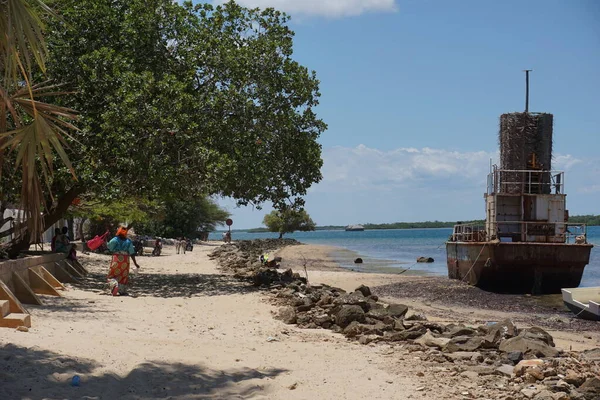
[443,336,487,353]
[366,303,409,321]
[444,325,478,338]
[386,303,409,318]
[414,330,451,349]
[275,306,297,324]
[354,284,371,297]
[343,321,390,338]
[484,319,518,339]
[519,327,555,347]
[333,292,369,311]
[384,325,427,341]
[579,377,600,394]
[581,348,600,362]
[500,336,559,358]
[335,305,366,328]
[564,369,585,387]
[532,390,555,400]
[514,360,545,376]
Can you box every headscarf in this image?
[116,226,128,239]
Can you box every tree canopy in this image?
[263,208,316,238]
[135,198,230,239]
[1,0,326,254]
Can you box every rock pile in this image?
[272,282,600,400]
[209,239,301,286]
[211,241,599,400]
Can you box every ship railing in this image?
[487,167,564,195]
[491,221,587,243]
[451,223,487,242]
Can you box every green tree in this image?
[135,197,230,239]
[2,0,326,255]
[263,208,316,238]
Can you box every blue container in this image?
[71,375,80,387]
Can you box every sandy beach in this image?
[1,242,598,400]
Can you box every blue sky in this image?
[211,0,600,229]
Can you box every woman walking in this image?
[107,226,140,296]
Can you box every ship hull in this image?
[446,242,593,294]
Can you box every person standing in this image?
[181,237,187,254]
[175,237,181,254]
[106,226,140,296]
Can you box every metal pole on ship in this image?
[524,69,532,113]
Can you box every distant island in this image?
[244,214,600,233]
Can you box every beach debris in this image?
[266,336,278,342]
[15,326,29,332]
[416,257,434,263]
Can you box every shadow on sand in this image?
[0,343,285,400]
[73,271,255,298]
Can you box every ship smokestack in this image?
[499,112,553,194]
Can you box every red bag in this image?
[87,231,109,251]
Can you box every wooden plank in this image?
[69,259,89,275]
[0,300,10,318]
[0,280,27,314]
[11,272,43,305]
[63,260,84,278]
[53,262,77,283]
[28,269,62,297]
[0,313,31,329]
[32,266,66,290]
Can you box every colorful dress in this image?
[107,236,135,295]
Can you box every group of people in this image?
[175,237,192,254]
[222,231,231,243]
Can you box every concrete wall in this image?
[0,253,67,294]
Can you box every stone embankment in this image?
[210,240,600,400]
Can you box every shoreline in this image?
[275,243,600,350]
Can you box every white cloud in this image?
[553,154,582,170]
[210,0,398,17]
[316,145,497,193]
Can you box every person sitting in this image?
[55,227,77,260]
[51,227,61,252]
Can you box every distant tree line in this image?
[567,215,600,226]
[246,215,600,232]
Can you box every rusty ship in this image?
[446,77,593,294]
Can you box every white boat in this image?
[561,287,600,321]
[345,224,365,232]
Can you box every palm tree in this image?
[0,0,77,242]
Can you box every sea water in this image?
[211,226,600,288]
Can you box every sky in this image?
[209,0,600,229]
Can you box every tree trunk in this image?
[77,217,87,242]
[67,217,74,241]
[5,186,83,258]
